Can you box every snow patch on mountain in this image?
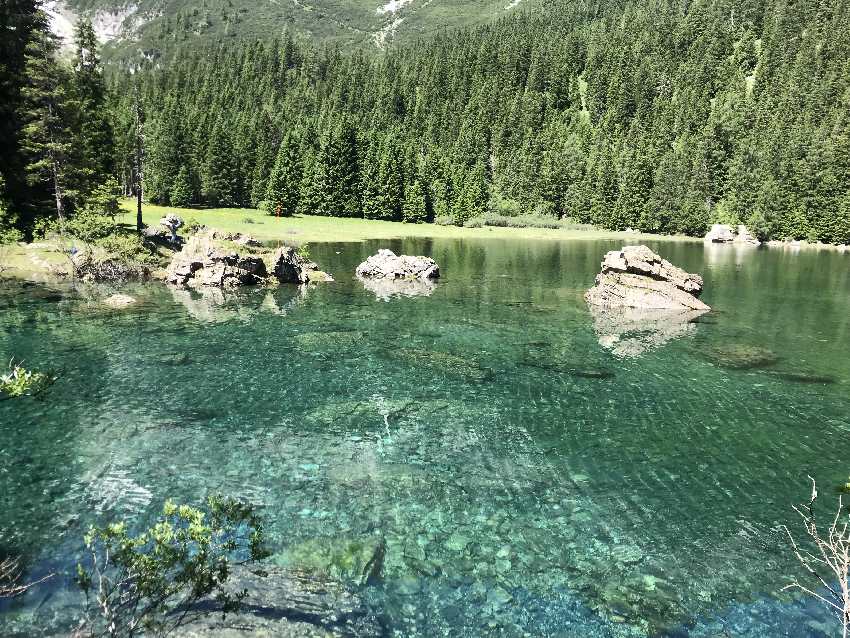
[44,0,76,47]
[377,0,414,14]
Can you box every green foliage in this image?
[76,495,270,637]
[66,178,122,242]
[95,232,157,264]
[0,359,54,399]
[296,243,311,261]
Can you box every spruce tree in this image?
[266,131,301,216]
[402,180,428,223]
[18,15,72,223]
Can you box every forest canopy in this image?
[2,0,849,243]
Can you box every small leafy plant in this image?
[76,495,270,638]
[296,243,311,261]
[0,359,55,399]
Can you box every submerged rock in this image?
[702,344,779,370]
[391,348,491,381]
[272,246,333,284]
[590,305,708,358]
[176,564,381,637]
[103,293,137,309]
[165,231,268,288]
[356,249,440,280]
[585,245,709,311]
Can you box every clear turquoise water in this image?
[1,237,849,637]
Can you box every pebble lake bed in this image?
[1,236,849,636]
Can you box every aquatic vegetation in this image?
[293,330,365,350]
[76,495,269,637]
[0,360,54,399]
[272,536,385,584]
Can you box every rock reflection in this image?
[358,276,436,301]
[170,285,308,323]
[589,305,708,357]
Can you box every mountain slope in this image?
[49,0,545,60]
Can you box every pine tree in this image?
[170,165,195,207]
[202,119,240,207]
[402,180,428,223]
[70,19,113,195]
[266,131,301,216]
[18,15,72,223]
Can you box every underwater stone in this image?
[445,533,471,552]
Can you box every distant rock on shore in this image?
[585,245,710,311]
[704,224,760,245]
[356,249,440,280]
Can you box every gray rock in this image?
[271,246,333,284]
[704,224,735,243]
[159,214,184,243]
[211,230,263,247]
[166,232,268,288]
[585,245,709,311]
[355,249,439,280]
[175,564,381,637]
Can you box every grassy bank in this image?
[117,200,699,245]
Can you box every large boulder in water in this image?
[271,246,333,284]
[356,249,440,280]
[585,245,710,311]
[166,231,267,288]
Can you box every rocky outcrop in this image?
[585,245,710,311]
[271,246,333,284]
[166,232,267,288]
[704,223,760,245]
[211,230,262,247]
[175,564,381,637]
[356,249,440,280]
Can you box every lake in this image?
[1,237,849,636]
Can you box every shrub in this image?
[296,243,311,261]
[434,215,454,226]
[0,360,55,399]
[76,495,270,637]
[463,216,485,228]
[95,233,157,264]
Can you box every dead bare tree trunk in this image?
[783,476,850,638]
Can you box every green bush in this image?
[0,360,55,400]
[95,233,157,264]
[77,495,270,637]
[434,215,454,226]
[463,216,485,228]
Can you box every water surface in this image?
[1,238,849,637]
